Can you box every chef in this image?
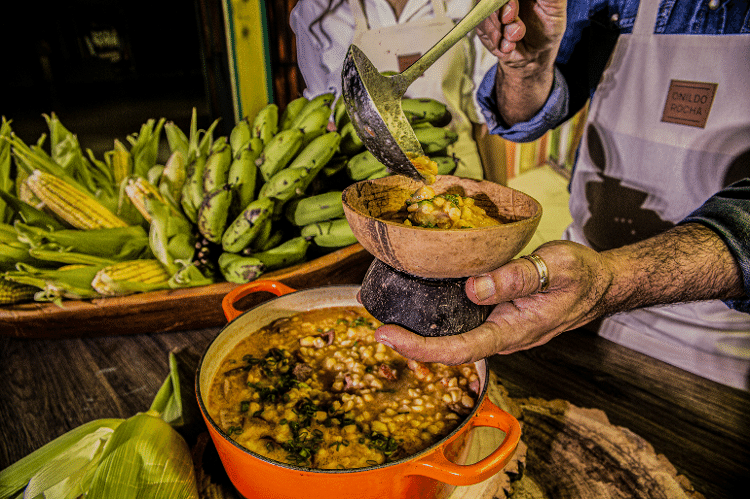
[373,0,750,390]
[290,0,499,180]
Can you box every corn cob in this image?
[91,259,172,296]
[0,277,37,305]
[124,176,174,223]
[25,170,128,230]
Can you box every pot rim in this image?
[195,284,491,475]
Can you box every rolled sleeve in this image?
[476,65,570,143]
[682,179,750,313]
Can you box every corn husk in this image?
[86,410,198,499]
[0,419,121,499]
[0,352,200,499]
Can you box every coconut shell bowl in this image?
[342,175,542,337]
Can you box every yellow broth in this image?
[207,307,480,469]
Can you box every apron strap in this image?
[632,0,660,37]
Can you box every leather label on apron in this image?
[661,79,718,128]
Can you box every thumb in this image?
[466,255,546,305]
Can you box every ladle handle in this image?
[397,0,510,91]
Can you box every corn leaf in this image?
[1,118,14,223]
[0,191,66,231]
[144,198,194,275]
[22,426,114,499]
[86,411,199,499]
[164,122,188,160]
[4,262,104,303]
[14,224,150,261]
[0,419,121,499]
[128,118,166,178]
[27,248,118,267]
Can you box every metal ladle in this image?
[341,0,510,181]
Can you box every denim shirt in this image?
[475,0,750,310]
[476,0,750,140]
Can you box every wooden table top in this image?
[1,325,748,498]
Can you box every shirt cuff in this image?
[681,179,750,313]
[476,64,569,143]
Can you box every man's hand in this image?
[372,223,744,365]
[476,0,568,124]
[374,240,614,365]
[476,0,567,62]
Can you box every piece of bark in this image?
[505,397,705,499]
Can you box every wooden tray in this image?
[0,244,374,339]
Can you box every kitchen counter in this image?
[1,324,748,498]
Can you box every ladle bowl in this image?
[342,176,543,280]
[341,0,510,181]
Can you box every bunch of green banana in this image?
[1,94,463,304]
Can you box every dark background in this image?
[0,0,305,162]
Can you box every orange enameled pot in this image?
[196,280,521,499]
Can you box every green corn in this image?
[24,170,128,230]
[91,259,172,296]
[0,277,37,305]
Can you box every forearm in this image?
[493,51,557,125]
[599,223,745,317]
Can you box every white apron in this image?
[565,0,750,389]
[347,0,484,178]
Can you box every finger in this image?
[374,322,505,365]
[466,256,546,305]
[503,17,525,43]
[500,0,520,24]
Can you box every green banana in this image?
[401,98,448,125]
[218,252,265,283]
[332,95,349,129]
[287,131,341,173]
[228,137,262,214]
[255,128,305,182]
[259,132,342,206]
[322,155,349,177]
[296,106,331,146]
[247,216,273,252]
[301,217,357,248]
[367,168,390,180]
[289,92,335,130]
[229,117,252,158]
[346,150,387,181]
[432,155,459,175]
[285,190,344,226]
[222,196,275,253]
[256,228,284,252]
[203,139,232,193]
[280,96,309,131]
[180,154,207,223]
[413,123,459,154]
[338,121,365,156]
[252,103,279,147]
[257,167,309,203]
[197,183,233,243]
[248,236,310,271]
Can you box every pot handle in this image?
[222,280,297,322]
[406,396,521,485]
